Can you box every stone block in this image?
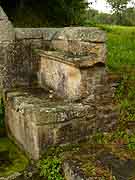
[15,28,43,40]
[37,50,106,100]
[5,89,95,160]
[0,20,14,42]
[54,27,106,42]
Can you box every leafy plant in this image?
[38,157,64,180]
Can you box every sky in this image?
[89,0,135,13]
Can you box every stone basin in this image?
[37,50,106,101]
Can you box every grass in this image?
[100,25,135,129]
[98,25,135,71]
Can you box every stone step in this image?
[61,143,135,180]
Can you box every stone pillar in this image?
[0,6,15,92]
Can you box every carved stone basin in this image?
[37,50,106,100]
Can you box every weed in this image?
[38,157,64,180]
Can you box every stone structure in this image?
[0,7,14,90]
[0,6,118,160]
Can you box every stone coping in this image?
[37,49,105,68]
[5,88,90,125]
[15,27,106,42]
[54,27,106,43]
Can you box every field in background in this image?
[103,25,135,131]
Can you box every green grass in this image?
[0,138,29,177]
[99,25,135,71]
[100,25,135,128]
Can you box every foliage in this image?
[121,8,135,26]
[38,157,64,180]
[37,144,81,179]
[85,6,135,26]
[1,0,87,27]
[112,130,135,150]
[106,0,131,24]
[91,130,135,150]
[107,0,131,13]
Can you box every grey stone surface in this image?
[0,6,15,90]
[0,20,14,42]
[5,88,95,160]
[53,27,106,42]
[15,28,61,40]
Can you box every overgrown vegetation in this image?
[38,157,64,180]
[0,138,29,177]
[37,146,68,180]
[104,26,135,129]
[37,144,81,179]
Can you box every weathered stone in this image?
[0,20,14,42]
[37,50,106,100]
[0,6,118,163]
[5,88,96,160]
[0,7,15,91]
[53,27,106,42]
[15,28,44,40]
[3,42,38,89]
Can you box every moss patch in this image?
[0,138,29,177]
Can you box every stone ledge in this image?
[37,50,104,68]
[53,27,106,43]
[15,28,61,40]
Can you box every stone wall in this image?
[0,7,15,90]
[15,28,62,49]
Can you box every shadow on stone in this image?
[98,152,135,180]
[0,151,12,172]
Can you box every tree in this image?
[122,7,135,26]
[106,0,131,24]
[0,0,88,27]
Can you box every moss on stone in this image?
[0,137,29,177]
